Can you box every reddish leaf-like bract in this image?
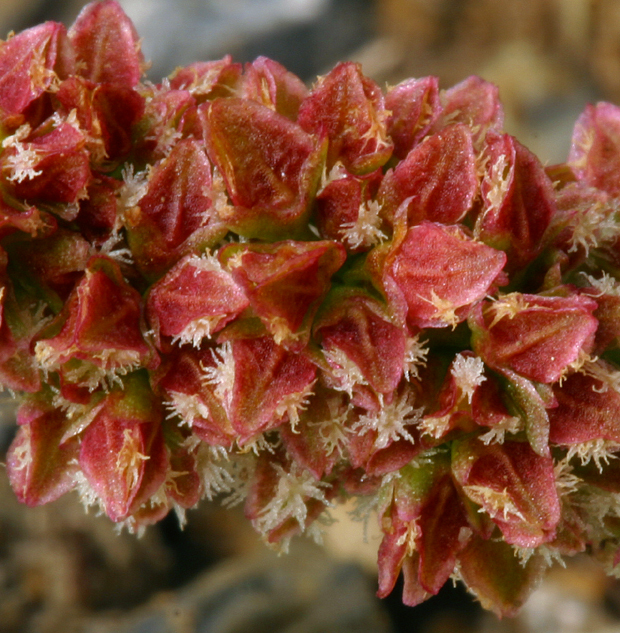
[279,387,348,479]
[155,346,234,446]
[146,253,249,348]
[164,427,202,510]
[470,293,598,384]
[69,0,144,87]
[242,56,308,121]
[458,536,547,617]
[378,124,477,226]
[204,97,325,239]
[169,56,242,101]
[79,371,167,521]
[377,520,412,599]
[377,456,469,603]
[569,101,620,196]
[226,336,317,442]
[452,438,561,548]
[416,473,470,594]
[221,239,345,349]
[138,87,197,160]
[5,118,91,204]
[124,138,225,277]
[476,132,556,268]
[0,22,72,121]
[298,62,393,174]
[7,392,80,506]
[382,221,507,328]
[385,76,441,160]
[56,77,145,164]
[34,256,155,380]
[549,372,620,446]
[431,75,504,145]
[315,288,406,395]
[315,169,383,251]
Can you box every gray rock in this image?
[78,542,393,633]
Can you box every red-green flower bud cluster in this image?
[5,0,620,616]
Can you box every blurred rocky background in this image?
[3,1,620,631]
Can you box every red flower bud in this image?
[315,169,384,251]
[155,346,235,446]
[315,288,406,395]
[169,56,242,102]
[377,455,470,603]
[549,371,620,452]
[55,77,145,164]
[475,131,556,268]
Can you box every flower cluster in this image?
[4,0,620,616]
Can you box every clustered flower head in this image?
[4,0,620,617]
